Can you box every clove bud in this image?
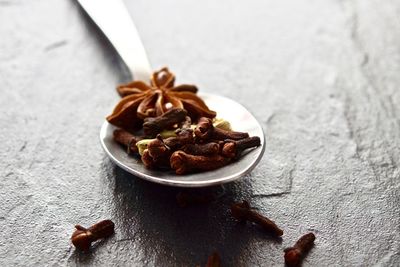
[113,129,143,154]
[284,233,316,267]
[141,149,171,169]
[221,136,261,159]
[143,108,187,137]
[141,149,156,169]
[170,151,230,175]
[231,201,283,237]
[195,117,249,141]
[147,135,171,161]
[164,128,195,150]
[182,142,220,156]
[194,117,214,140]
[71,220,115,251]
[212,127,249,141]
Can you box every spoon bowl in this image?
[100,92,265,187]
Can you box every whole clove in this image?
[170,151,230,175]
[205,251,221,267]
[147,135,171,161]
[284,233,316,267]
[194,117,249,141]
[221,136,261,159]
[212,127,249,141]
[231,201,283,237]
[164,128,195,150]
[71,220,115,251]
[113,129,143,154]
[194,117,214,140]
[141,148,171,169]
[143,108,188,137]
[176,191,216,207]
[141,149,156,169]
[183,142,220,156]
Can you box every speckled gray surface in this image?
[1,0,399,266]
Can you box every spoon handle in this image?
[77,0,152,81]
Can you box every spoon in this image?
[77,0,265,187]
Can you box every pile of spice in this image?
[106,68,261,174]
[71,203,316,267]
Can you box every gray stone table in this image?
[1,0,399,266]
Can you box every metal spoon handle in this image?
[77,0,152,81]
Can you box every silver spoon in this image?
[77,0,265,187]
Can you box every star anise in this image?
[107,67,216,132]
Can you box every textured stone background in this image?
[1,0,399,266]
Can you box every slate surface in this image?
[1,0,399,266]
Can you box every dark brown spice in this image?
[71,220,115,251]
[147,135,171,160]
[143,108,188,137]
[221,136,261,159]
[113,129,143,154]
[170,150,230,175]
[231,201,283,237]
[205,251,221,267]
[194,117,214,140]
[194,117,249,141]
[284,233,316,267]
[182,142,220,156]
[141,149,156,169]
[212,127,249,141]
[141,149,171,169]
[141,130,196,170]
[164,128,195,150]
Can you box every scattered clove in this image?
[176,191,216,207]
[143,108,188,137]
[205,251,221,267]
[231,201,283,237]
[284,233,316,267]
[113,129,143,154]
[71,220,115,252]
[221,137,261,159]
[170,151,230,175]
